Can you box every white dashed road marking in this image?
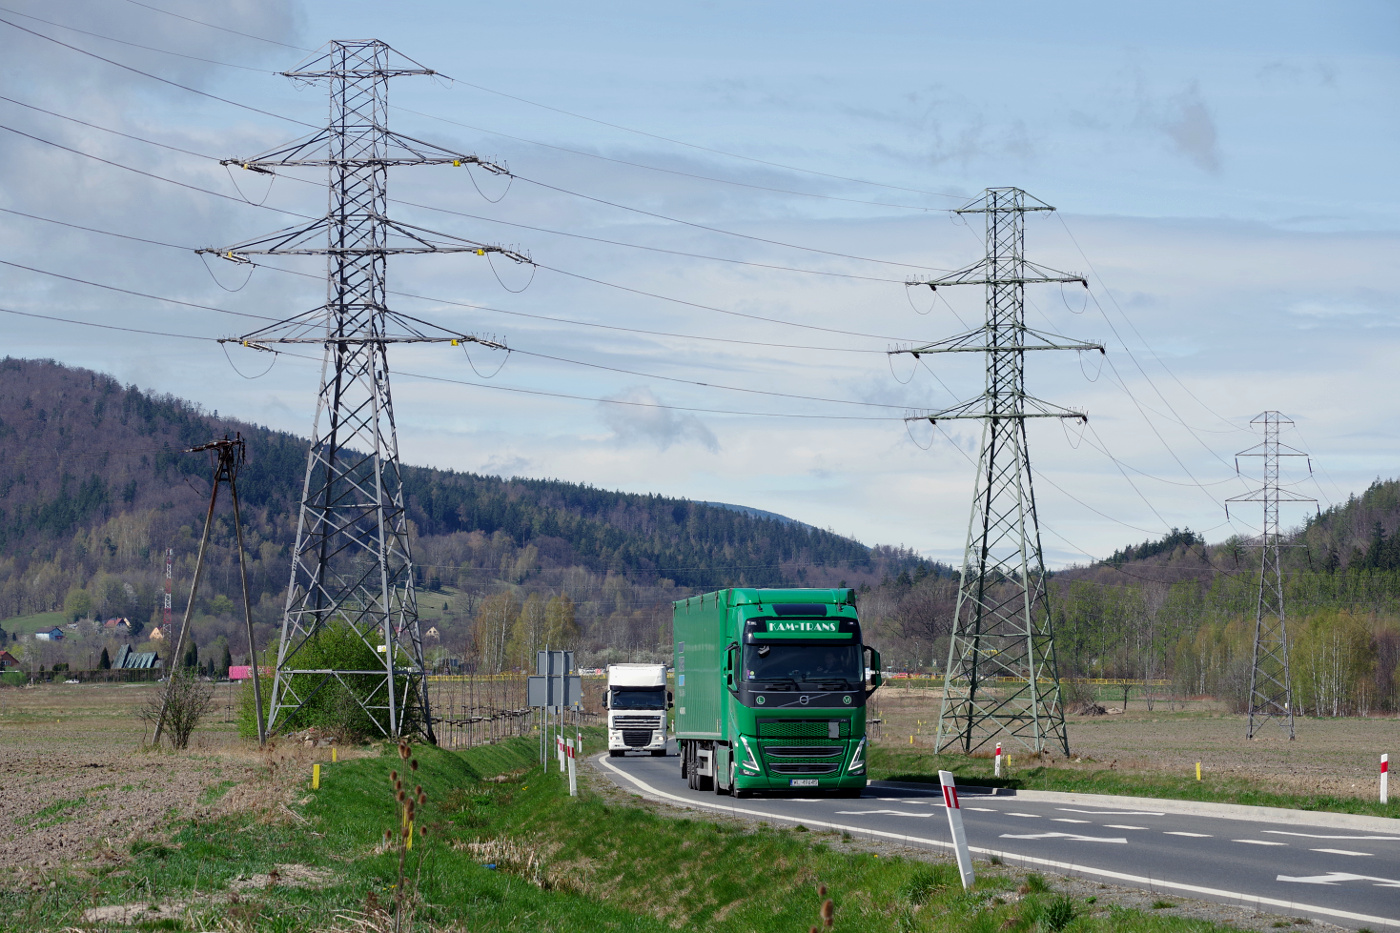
[1007,812,1042,818]
[833,810,934,818]
[1052,818,1091,824]
[1310,849,1373,857]
[1264,831,1400,841]
[1235,840,1288,846]
[1164,832,1212,838]
[1000,831,1127,844]
[1057,808,1164,816]
[1105,824,1149,830]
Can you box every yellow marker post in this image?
[331,747,337,763]
[1195,762,1201,781]
[312,763,321,789]
[909,735,914,745]
[406,820,414,851]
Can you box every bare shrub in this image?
[141,669,214,749]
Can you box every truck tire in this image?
[608,750,623,758]
[650,749,666,757]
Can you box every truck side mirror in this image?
[667,690,674,708]
[865,646,883,689]
[723,642,738,689]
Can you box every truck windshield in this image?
[743,643,862,689]
[611,689,666,710]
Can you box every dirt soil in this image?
[870,686,1400,797]
[0,681,349,890]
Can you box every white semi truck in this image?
[606,663,671,756]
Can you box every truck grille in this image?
[763,745,844,758]
[614,715,663,727]
[769,762,840,775]
[757,719,850,739]
[622,730,654,747]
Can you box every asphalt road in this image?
[596,746,1400,930]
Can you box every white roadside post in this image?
[558,734,566,773]
[994,743,1003,779]
[939,770,976,889]
[1382,754,1390,805]
[566,739,578,796]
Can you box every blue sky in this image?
[1,0,1396,565]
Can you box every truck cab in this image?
[673,588,881,797]
[606,663,671,756]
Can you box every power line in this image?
[0,4,276,74]
[0,205,890,356]
[1,252,916,413]
[0,15,317,129]
[118,0,310,52]
[2,97,930,343]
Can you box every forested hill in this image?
[0,358,916,626]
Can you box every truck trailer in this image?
[673,587,881,796]
[606,663,671,756]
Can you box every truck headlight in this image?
[847,736,867,775]
[737,735,761,773]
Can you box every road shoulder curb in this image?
[870,780,1399,832]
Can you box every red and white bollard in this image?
[1382,754,1389,805]
[566,739,578,797]
[994,743,1003,779]
[939,770,976,890]
[557,735,566,773]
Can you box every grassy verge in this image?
[869,743,1400,819]
[3,735,1274,932]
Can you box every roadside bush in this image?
[141,668,214,749]
[237,623,424,743]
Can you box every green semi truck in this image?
[673,587,881,797]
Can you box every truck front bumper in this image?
[608,729,667,752]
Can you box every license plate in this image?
[789,779,819,787]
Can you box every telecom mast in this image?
[208,41,528,741]
[894,187,1099,757]
[1227,411,1313,740]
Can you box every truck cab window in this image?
[744,643,861,689]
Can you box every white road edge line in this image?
[594,755,1400,930]
[1310,848,1373,857]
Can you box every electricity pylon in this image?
[894,187,1100,756]
[206,41,528,741]
[1226,411,1314,740]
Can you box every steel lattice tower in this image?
[1227,412,1313,740]
[207,41,526,740]
[895,188,1099,756]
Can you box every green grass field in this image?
[1,609,66,637]
[0,731,1284,932]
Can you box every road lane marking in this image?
[1000,832,1127,844]
[1057,807,1164,816]
[1104,824,1149,830]
[1310,848,1372,857]
[594,755,1400,929]
[1234,840,1287,846]
[1263,830,1400,841]
[1052,818,1091,824]
[963,806,997,812]
[834,809,934,818]
[1006,812,1042,818]
[1164,832,1211,838]
[1276,872,1400,888]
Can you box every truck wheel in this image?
[697,773,714,792]
[734,787,752,799]
[650,749,666,757]
[608,750,623,758]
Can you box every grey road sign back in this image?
[529,650,580,709]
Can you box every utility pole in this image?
[894,187,1100,757]
[207,41,528,742]
[154,435,265,746]
[1226,411,1314,740]
[163,548,173,637]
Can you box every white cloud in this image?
[600,387,720,452]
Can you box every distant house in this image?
[149,626,165,642]
[112,644,161,670]
[34,627,65,642]
[0,650,18,669]
[424,626,441,641]
[103,618,132,633]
